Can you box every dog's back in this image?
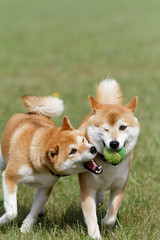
[1,95,64,167]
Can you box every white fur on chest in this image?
[18,166,58,188]
[85,155,130,192]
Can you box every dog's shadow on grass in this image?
[38,201,87,231]
[0,200,85,233]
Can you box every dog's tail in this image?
[96,78,123,105]
[22,95,64,118]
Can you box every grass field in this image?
[0,0,160,239]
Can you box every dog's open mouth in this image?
[84,160,103,174]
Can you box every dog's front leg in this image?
[0,171,18,225]
[79,176,101,239]
[102,187,125,228]
[20,187,52,233]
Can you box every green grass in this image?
[0,0,160,239]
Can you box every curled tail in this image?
[96,78,123,105]
[22,95,64,118]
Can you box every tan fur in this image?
[0,95,98,232]
[46,187,53,197]
[1,113,89,193]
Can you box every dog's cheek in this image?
[88,126,100,143]
[117,133,128,149]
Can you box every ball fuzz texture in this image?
[103,147,126,165]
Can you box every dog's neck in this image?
[48,169,69,178]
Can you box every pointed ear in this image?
[125,96,138,113]
[61,116,73,131]
[89,95,102,113]
[47,145,59,162]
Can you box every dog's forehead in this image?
[106,109,121,126]
[100,107,121,126]
[99,105,129,126]
[76,135,84,144]
[73,131,84,144]
[62,130,84,145]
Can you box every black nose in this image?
[90,146,97,154]
[110,141,119,150]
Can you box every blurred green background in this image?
[0,0,160,239]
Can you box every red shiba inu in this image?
[0,95,102,233]
[78,79,140,239]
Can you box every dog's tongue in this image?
[84,160,103,174]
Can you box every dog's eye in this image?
[101,127,108,132]
[104,128,109,132]
[69,148,77,155]
[119,125,127,131]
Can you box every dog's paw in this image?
[20,216,35,233]
[89,232,102,240]
[88,227,102,240]
[20,223,30,233]
[96,192,105,208]
[102,216,116,229]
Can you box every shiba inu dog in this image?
[78,79,140,239]
[0,95,102,233]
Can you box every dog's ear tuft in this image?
[61,116,73,131]
[47,145,59,161]
[125,96,138,114]
[89,95,102,113]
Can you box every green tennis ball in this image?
[103,147,126,165]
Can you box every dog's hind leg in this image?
[20,187,52,233]
[0,170,18,225]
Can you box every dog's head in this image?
[46,116,102,175]
[87,96,140,156]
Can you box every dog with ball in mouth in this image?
[78,79,140,239]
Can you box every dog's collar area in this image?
[48,169,69,178]
[99,153,119,166]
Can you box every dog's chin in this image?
[98,148,105,155]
